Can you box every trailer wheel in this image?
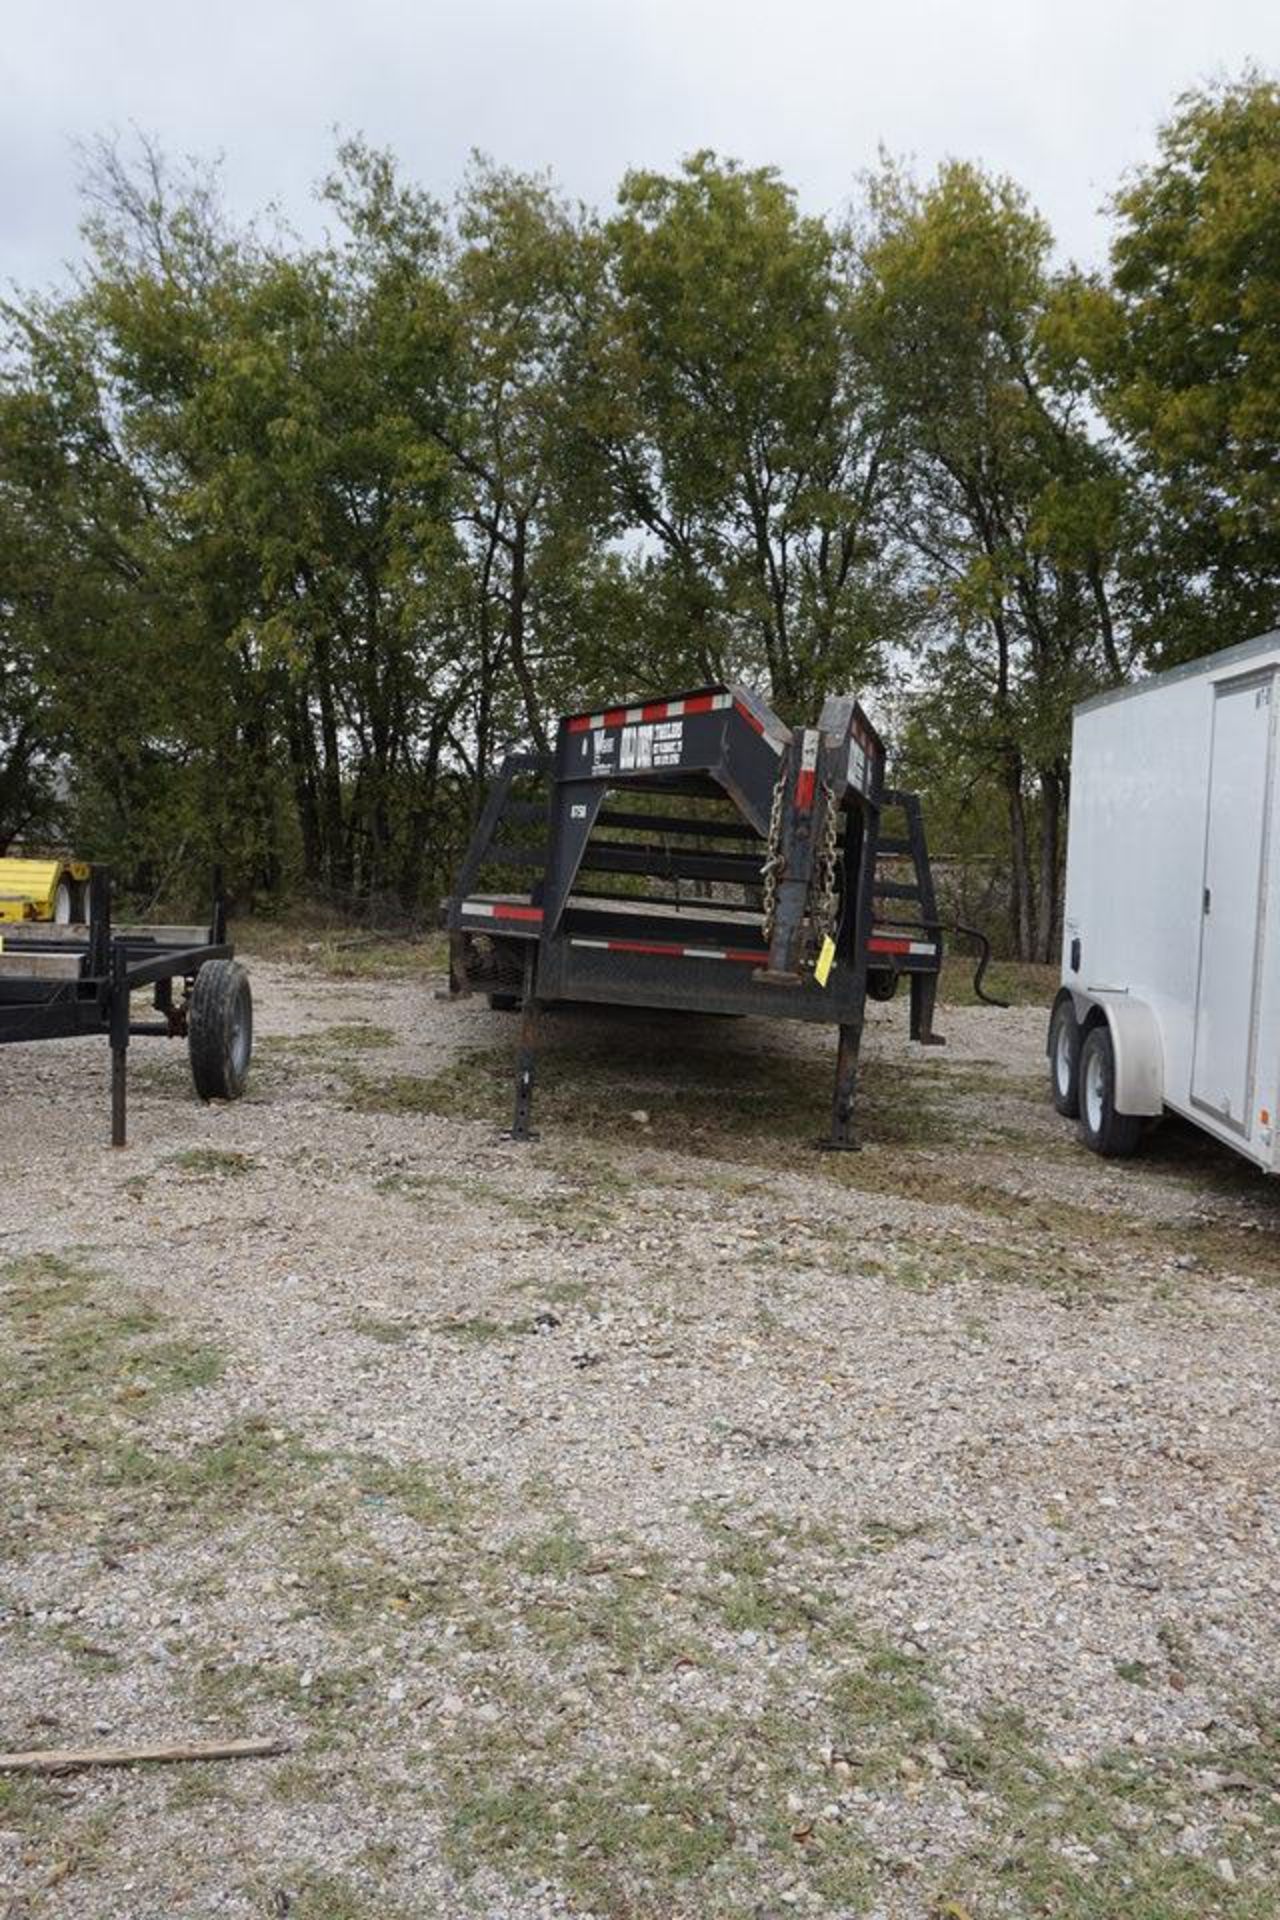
[488,992,521,1012]
[866,968,898,1003]
[1048,998,1081,1117]
[188,960,253,1101]
[1078,1024,1142,1159]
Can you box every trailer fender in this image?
[1071,991,1163,1116]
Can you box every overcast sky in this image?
[2,1,1275,289]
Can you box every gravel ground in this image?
[1,938,1278,1920]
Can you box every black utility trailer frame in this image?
[0,868,247,1147]
[443,683,950,1146]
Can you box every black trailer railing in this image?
[443,683,949,1147]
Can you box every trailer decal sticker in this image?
[619,719,685,771]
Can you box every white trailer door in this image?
[1191,671,1276,1135]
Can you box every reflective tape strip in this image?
[795,728,820,812]
[867,935,936,956]
[565,691,732,734]
[570,936,764,965]
[732,699,785,754]
[460,899,544,923]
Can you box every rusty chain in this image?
[759,764,788,945]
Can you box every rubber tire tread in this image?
[1077,1024,1143,1159]
[1049,997,1081,1118]
[189,959,253,1101]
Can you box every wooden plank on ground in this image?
[0,1736,288,1775]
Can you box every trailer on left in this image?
[0,867,251,1146]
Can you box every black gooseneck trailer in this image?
[443,683,950,1144]
[0,868,252,1146]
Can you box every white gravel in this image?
[1,946,1278,1918]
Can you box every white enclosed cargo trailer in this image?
[1049,628,1280,1172]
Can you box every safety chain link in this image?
[811,779,842,950]
[759,764,788,946]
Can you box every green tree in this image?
[2,136,468,910]
[437,159,612,771]
[588,153,897,718]
[859,159,1128,959]
[1087,72,1280,660]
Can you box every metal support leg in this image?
[507,945,540,1142]
[910,972,946,1047]
[822,1020,863,1151]
[109,940,129,1148]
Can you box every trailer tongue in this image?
[443,683,947,1145]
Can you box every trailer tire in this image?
[1078,1024,1142,1159]
[1048,997,1081,1117]
[866,969,898,1003]
[488,992,521,1012]
[188,960,253,1101]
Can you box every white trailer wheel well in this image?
[1069,992,1164,1117]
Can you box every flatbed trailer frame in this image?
[443,683,951,1144]
[0,868,250,1146]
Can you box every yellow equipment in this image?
[0,857,92,925]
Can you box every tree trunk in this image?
[1004,755,1034,960]
[1034,767,1063,963]
[508,518,548,753]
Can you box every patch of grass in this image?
[438,1689,883,1917]
[103,1417,324,1526]
[344,1069,442,1116]
[382,1034,977,1164]
[170,1147,257,1178]
[351,1313,416,1345]
[271,1021,397,1057]
[237,917,446,982]
[261,1868,410,1920]
[372,1169,435,1197]
[352,1456,475,1534]
[697,1510,844,1639]
[432,1312,534,1344]
[1115,1657,1152,1687]
[938,1702,1280,1919]
[940,957,1057,1008]
[0,1254,225,1482]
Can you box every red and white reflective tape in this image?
[794,729,820,812]
[459,899,544,924]
[565,691,732,734]
[570,936,764,965]
[867,934,936,957]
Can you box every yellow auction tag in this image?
[814,935,835,987]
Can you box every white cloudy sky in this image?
[2,0,1275,287]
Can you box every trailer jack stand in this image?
[506,948,540,1142]
[909,973,946,1048]
[820,1021,863,1151]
